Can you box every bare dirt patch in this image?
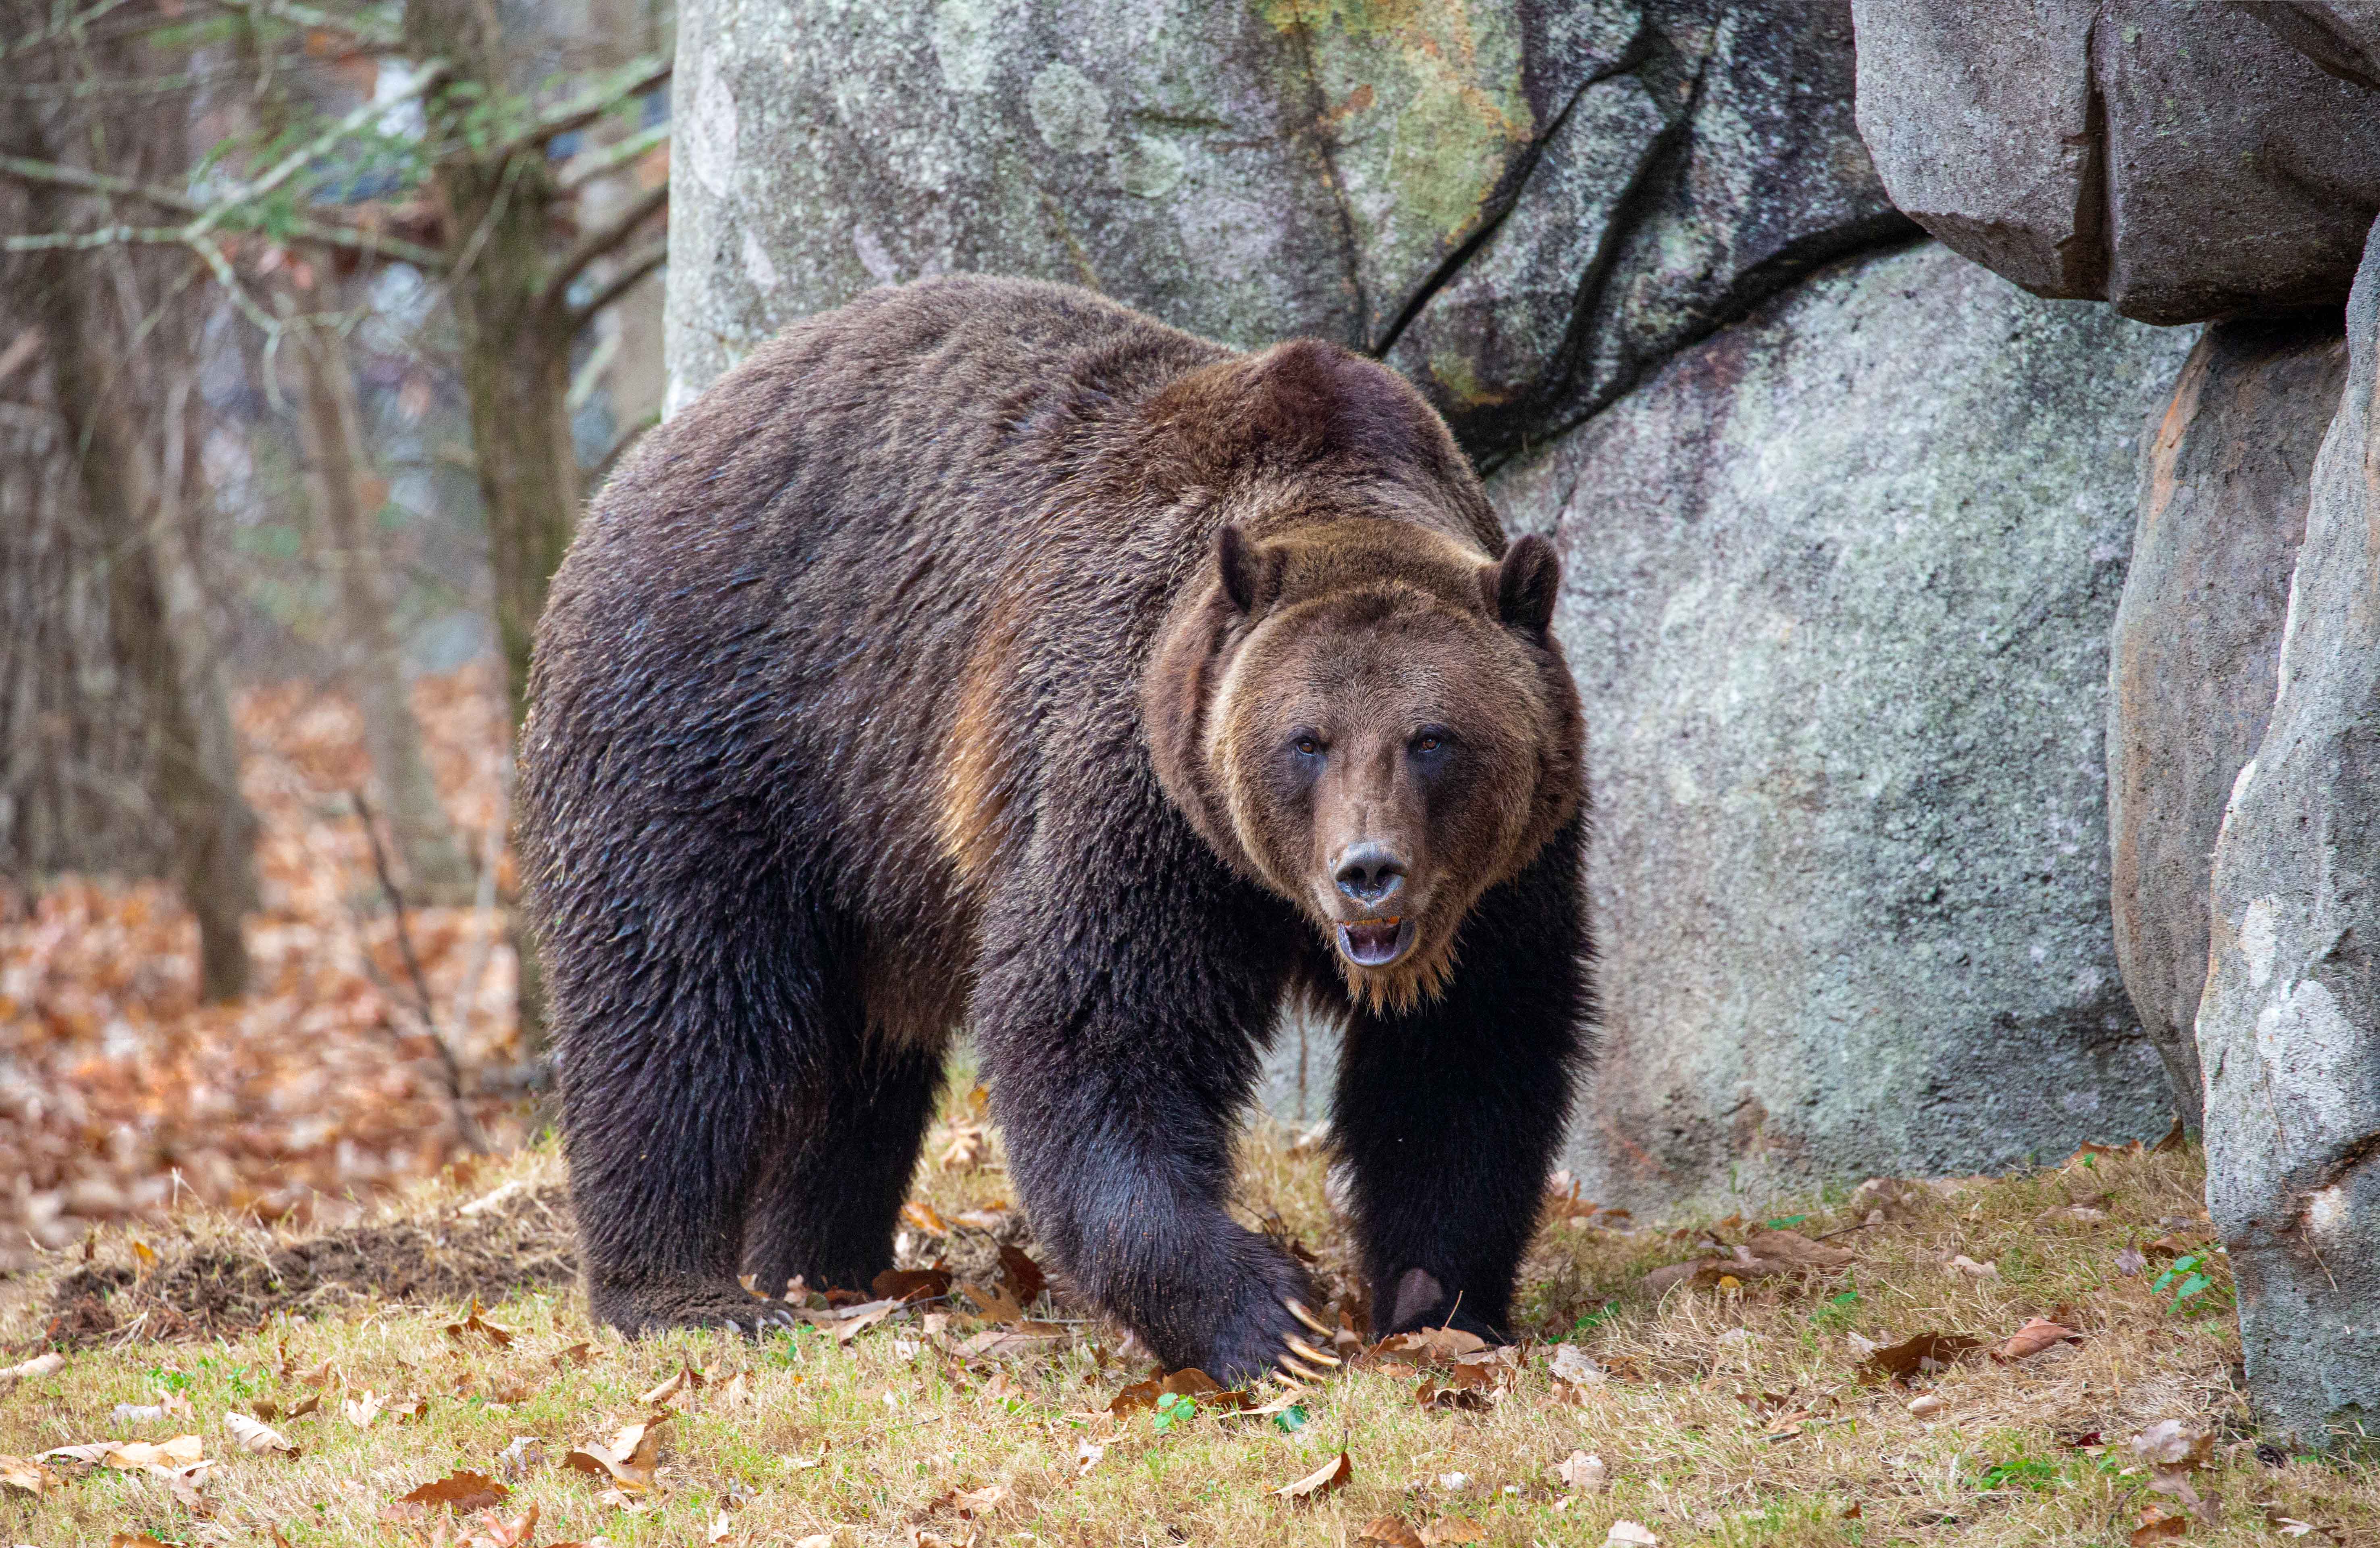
[30,1176,576,1347]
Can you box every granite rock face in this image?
[2195,220,2380,1450]
[1488,241,2191,1211]
[666,0,1639,412]
[664,0,1910,458]
[1851,0,2380,324]
[1389,0,1912,461]
[2107,319,2347,1133]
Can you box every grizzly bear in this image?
[520,276,1590,1385]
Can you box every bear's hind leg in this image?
[741,1036,946,1298]
[560,893,860,1338]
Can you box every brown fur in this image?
[522,278,1591,1378]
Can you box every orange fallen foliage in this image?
[0,669,530,1272]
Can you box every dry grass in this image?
[4,1079,2376,1548]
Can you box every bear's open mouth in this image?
[1336,916,1415,969]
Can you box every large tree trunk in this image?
[27,218,258,999]
[407,0,583,1059]
[288,311,476,901]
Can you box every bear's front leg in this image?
[971,833,1326,1386]
[1331,817,1589,1342]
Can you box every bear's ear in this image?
[1487,533,1560,639]
[1214,524,1278,616]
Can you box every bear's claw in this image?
[1283,1297,1334,1338]
[1274,1300,1344,1384]
[1276,1351,1331,1383]
[1284,1333,1339,1367]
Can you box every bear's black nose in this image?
[1334,843,1407,905]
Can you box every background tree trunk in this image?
[29,220,258,999]
[288,309,476,901]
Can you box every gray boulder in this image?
[1851,0,2380,324]
[1387,0,1916,463]
[664,0,1911,458]
[665,0,1638,412]
[2108,319,2347,1133]
[2196,220,2380,1450]
[1490,241,2191,1212]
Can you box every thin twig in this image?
[0,155,448,268]
[565,234,665,331]
[1,0,136,62]
[487,52,671,167]
[351,788,488,1154]
[187,59,449,237]
[543,179,666,310]
[557,120,668,194]
[205,0,404,52]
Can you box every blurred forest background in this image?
[0,0,673,1267]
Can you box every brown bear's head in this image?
[1147,497,1584,1013]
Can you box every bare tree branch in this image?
[543,177,664,310]
[205,0,405,52]
[557,119,667,194]
[0,152,447,268]
[351,789,488,1155]
[4,222,190,251]
[185,58,448,239]
[2,0,137,62]
[566,235,665,331]
[488,52,670,167]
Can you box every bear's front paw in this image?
[589,1275,803,1338]
[1195,1255,1340,1389]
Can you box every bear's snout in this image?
[1332,841,1407,905]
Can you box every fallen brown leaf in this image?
[401,1470,510,1513]
[871,1268,952,1304]
[224,1411,299,1456]
[1424,1518,1486,1544]
[472,1502,539,1547]
[39,1435,204,1470]
[1862,1332,1982,1384]
[637,1365,705,1409]
[1742,1227,1857,1269]
[1372,1326,1488,1366]
[939,1121,988,1171]
[1552,1451,1607,1491]
[2131,1504,2189,1544]
[552,1342,598,1368]
[900,1201,951,1235]
[1991,1317,2082,1362]
[1110,1367,1224,1417]
[565,1415,665,1494]
[1358,1517,1423,1548]
[999,1244,1047,1307]
[445,1299,515,1348]
[2130,1419,2215,1472]
[341,1390,387,1429]
[958,1280,1027,1325]
[2,1351,65,1385]
[1272,1451,1351,1502]
[0,1454,62,1496]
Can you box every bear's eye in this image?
[1411,727,1454,756]
[1293,735,1323,757]
[1416,734,1440,753]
